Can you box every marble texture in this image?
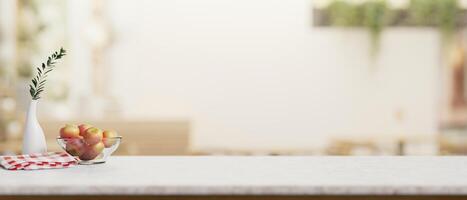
[1,156,467,195]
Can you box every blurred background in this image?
[0,0,466,156]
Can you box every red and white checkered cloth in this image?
[0,152,77,170]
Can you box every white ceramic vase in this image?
[22,100,47,154]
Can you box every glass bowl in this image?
[57,136,122,165]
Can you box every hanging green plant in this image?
[408,0,438,26]
[436,0,459,36]
[361,0,389,56]
[326,0,389,57]
[321,0,462,59]
[409,0,460,37]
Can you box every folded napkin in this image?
[0,152,77,170]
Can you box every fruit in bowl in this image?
[103,130,118,147]
[79,142,105,161]
[78,124,93,136]
[60,124,81,138]
[65,138,86,156]
[57,124,122,165]
[82,127,103,145]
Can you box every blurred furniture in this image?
[0,120,190,155]
[326,139,381,155]
[440,124,467,155]
[326,133,438,155]
[1,156,467,200]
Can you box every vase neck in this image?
[28,100,39,115]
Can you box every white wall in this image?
[103,0,440,151]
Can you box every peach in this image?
[65,139,86,156]
[78,124,93,136]
[82,127,103,145]
[60,124,80,138]
[79,142,104,160]
[102,130,118,147]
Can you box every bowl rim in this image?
[56,136,123,140]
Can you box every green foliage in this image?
[362,0,389,54]
[409,0,460,34]
[326,0,389,56]
[29,47,66,100]
[362,0,388,36]
[436,0,459,35]
[327,0,363,26]
[324,0,461,56]
[326,0,390,31]
[409,0,438,26]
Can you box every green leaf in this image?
[32,78,37,87]
[28,47,67,100]
[29,85,35,97]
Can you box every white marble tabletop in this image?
[1,156,467,196]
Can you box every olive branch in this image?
[29,47,67,100]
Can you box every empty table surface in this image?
[1,156,467,196]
